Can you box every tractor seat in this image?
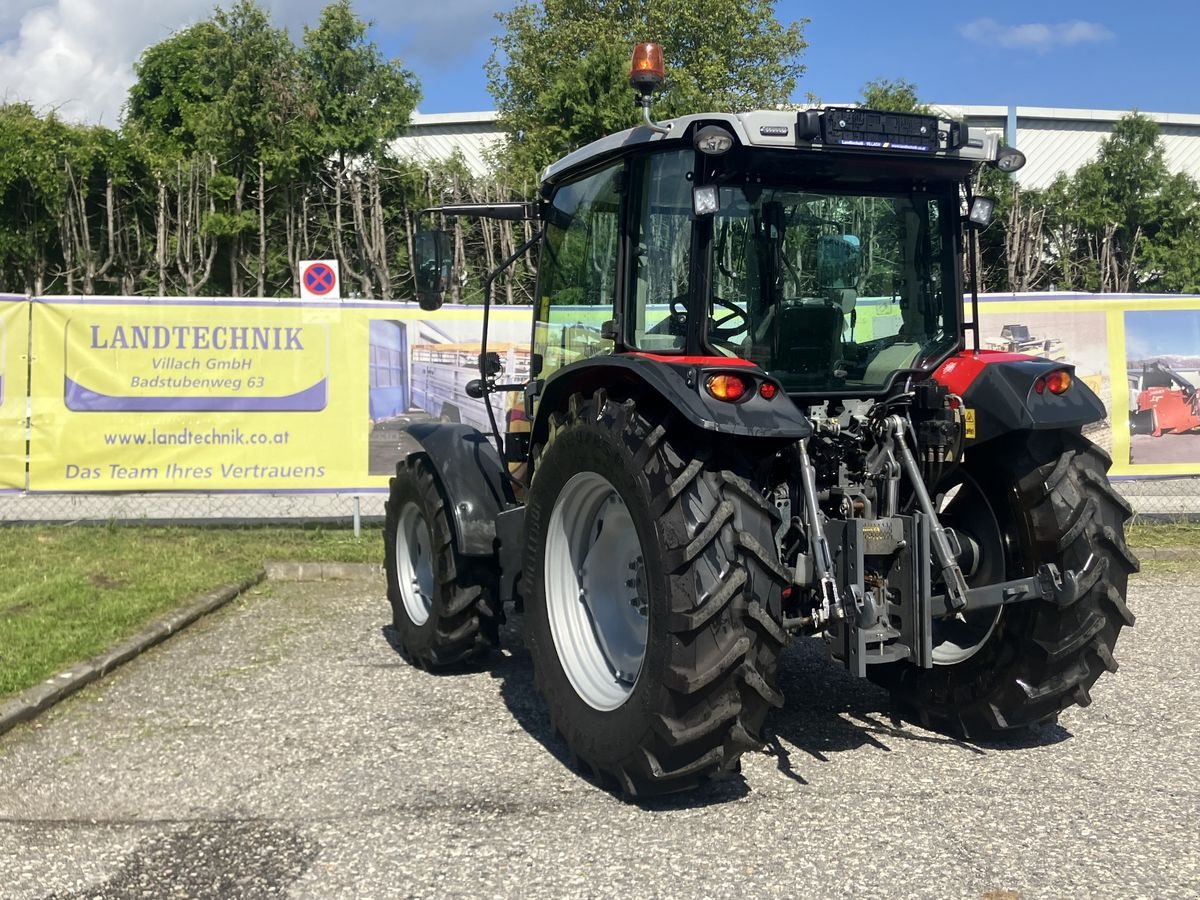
[772,301,844,375]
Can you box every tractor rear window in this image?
[707,187,956,393]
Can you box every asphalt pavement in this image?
[0,566,1196,899]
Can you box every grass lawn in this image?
[1127,521,1200,549]
[0,525,379,698]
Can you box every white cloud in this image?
[0,0,215,124]
[0,1,507,125]
[960,18,1114,53]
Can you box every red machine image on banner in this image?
[1131,362,1200,436]
[1126,308,1200,467]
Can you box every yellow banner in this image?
[0,296,28,491]
[28,298,531,492]
[24,293,1200,490]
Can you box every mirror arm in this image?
[419,202,540,222]
[479,229,543,483]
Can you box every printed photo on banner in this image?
[1126,309,1200,467]
[368,314,530,476]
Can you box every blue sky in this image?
[1126,311,1200,360]
[388,0,1199,116]
[0,1,1193,126]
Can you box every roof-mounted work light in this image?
[992,144,1027,173]
[693,124,735,155]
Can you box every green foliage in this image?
[971,113,1200,295]
[487,0,808,183]
[126,21,226,162]
[858,78,929,114]
[0,0,427,299]
[302,0,421,162]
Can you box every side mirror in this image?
[414,230,453,310]
[816,234,861,289]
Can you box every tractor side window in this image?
[628,150,693,351]
[534,163,623,380]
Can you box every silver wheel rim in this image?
[544,471,649,711]
[396,502,434,626]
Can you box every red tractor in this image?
[1130,361,1200,436]
[383,44,1137,797]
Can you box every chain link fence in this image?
[2,475,1198,526]
[0,491,386,527]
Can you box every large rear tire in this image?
[871,431,1138,737]
[383,456,499,668]
[524,391,789,796]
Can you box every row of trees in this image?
[977,113,1200,294]
[0,1,497,300]
[1,0,1197,299]
[0,0,811,300]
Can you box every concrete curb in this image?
[0,570,266,739]
[265,561,383,581]
[1131,546,1197,561]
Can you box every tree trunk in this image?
[257,160,267,297]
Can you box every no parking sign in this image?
[299,259,341,300]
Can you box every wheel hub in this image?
[396,503,435,626]
[544,472,650,710]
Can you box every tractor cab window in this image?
[534,163,623,380]
[707,187,955,392]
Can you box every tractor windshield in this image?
[705,186,957,393]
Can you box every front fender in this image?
[403,422,512,557]
[933,352,1106,445]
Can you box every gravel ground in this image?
[0,567,1196,899]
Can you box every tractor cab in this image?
[530,106,986,402]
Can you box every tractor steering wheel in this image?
[669,295,749,343]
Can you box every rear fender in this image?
[529,355,812,449]
[933,351,1106,446]
[402,422,512,557]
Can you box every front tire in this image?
[871,431,1138,737]
[524,391,789,797]
[383,456,499,668]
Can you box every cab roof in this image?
[540,108,1001,188]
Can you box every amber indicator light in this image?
[706,373,748,402]
[1034,370,1072,395]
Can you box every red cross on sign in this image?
[299,259,341,300]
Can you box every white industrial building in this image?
[393,106,1200,190]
